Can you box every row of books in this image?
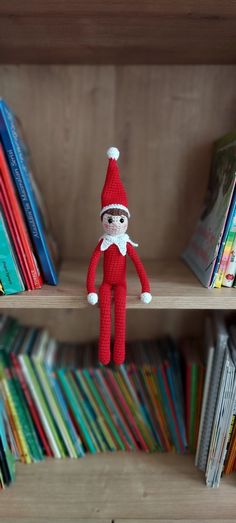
[1,313,236,490]
[0,98,57,295]
[0,314,205,489]
[184,131,236,288]
[196,313,236,487]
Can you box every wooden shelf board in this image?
[1,259,236,310]
[0,453,235,520]
[0,2,236,64]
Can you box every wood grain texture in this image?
[0,65,235,262]
[0,521,111,523]
[0,260,236,310]
[0,1,236,64]
[0,454,236,520]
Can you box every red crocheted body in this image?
[102,244,126,285]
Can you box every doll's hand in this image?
[140,292,152,304]
[87,292,98,305]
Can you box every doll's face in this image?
[102,212,128,236]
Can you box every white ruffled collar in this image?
[100,233,138,256]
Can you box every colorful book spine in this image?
[33,360,77,458]
[223,233,236,287]
[0,209,25,294]
[214,213,236,288]
[19,354,64,458]
[10,352,52,457]
[57,369,97,454]
[0,143,42,289]
[0,99,58,285]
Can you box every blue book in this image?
[0,99,58,285]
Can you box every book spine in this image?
[143,366,172,451]
[10,353,51,457]
[105,369,149,452]
[76,370,116,452]
[34,359,75,458]
[214,229,236,288]
[0,144,43,288]
[0,103,57,285]
[223,233,236,287]
[93,369,136,451]
[47,368,84,457]
[0,211,25,295]
[57,369,97,454]
[0,377,31,463]
[0,182,33,290]
[82,369,123,451]
[19,355,62,458]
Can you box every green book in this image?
[19,354,65,458]
[33,359,77,458]
[0,210,25,295]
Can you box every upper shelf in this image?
[1,1,236,64]
[1,259,236,309]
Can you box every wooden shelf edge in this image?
[1,259,236,310]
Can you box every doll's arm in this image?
[86,241,102,305]
[127,243,152,304]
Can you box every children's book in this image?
[0,99,58,285]
[0,143,42,289]
[223,233,236,287]
[0,208,25,295]
[183,132,236,287]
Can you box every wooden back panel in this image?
[0,65,235,261]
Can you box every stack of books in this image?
[0,99,57,295]
[0,314,205,489]
[196,313,236,487]
[183,132,236,288]
[1,313,236,490]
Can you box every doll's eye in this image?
[108,217,113,224]
[120,218,124,223]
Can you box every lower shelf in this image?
[0,453,235,520]
[0,259,236,309]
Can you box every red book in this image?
[0,143,42,289]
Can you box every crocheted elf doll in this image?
[86,147,152,365]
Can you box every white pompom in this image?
[140,292,152,304]
[107,147,120,160]
[87,292,98,305]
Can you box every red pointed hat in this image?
[100,147,130,218]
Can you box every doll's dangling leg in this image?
[99,282,112,365]
[113,283,127,365]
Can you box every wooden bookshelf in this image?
[0,2,236,64]
[1,2,236,520]
[1,259,236,309]
[0,453,235,521]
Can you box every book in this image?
[183,131,236,287]
[0,143,42,289]
[0,208,25,295]
[196,313,228,472]
[214,214,236,288]
[206,345,236,487]
[223,233,236,287]
[0,99,58,285]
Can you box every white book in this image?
[206,349,236,487]
[195,317,215,466]
[197,312,228,472]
